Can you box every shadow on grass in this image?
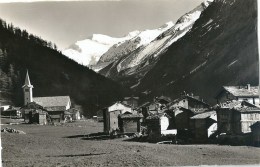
[64,132,106,138]
[47,152,108,157]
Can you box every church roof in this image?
[34,96,70,111]
[22,70,33,88]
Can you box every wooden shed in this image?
[190,111,217,141]
[103,102,133,134]
[118,113,143,133]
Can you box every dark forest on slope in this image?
[0,19,130,117]
[136,0,258,105]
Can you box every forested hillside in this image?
[0,19,129,117]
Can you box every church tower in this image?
[22,70,33,106]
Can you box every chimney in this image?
[190,93,194,97]
[247,84,251,91]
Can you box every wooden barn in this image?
[216,100,260,135]
[169,95,210,131]
[190,111,217,141]
[215,85,259,105]
[146,113,177,139]
[103,102,132,134]
[250,121,260,146]
[118,112,143,133]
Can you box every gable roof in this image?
[34,96,70,111]
[217,100,260,113]
[190,111,216,119]
[124,97,139,100]
[222,86,259,97]
[169,95,209,109]
[119,113,143,119]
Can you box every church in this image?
[22,71,72,124]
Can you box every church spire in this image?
[23,70,33,88]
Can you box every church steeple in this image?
[22,70,33,106]
[23,70,33,88]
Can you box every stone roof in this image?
[34,96,70,111]
[223,86,259,97]
[119,113,143,119]
[218,100,260,113]
[169,95,209,109]
[146,113,168,120]
[219,100,242,108]
[190,111,216,119]
[124,97,139,100]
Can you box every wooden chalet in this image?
[146,113,177,141]
[169,95,210,130]
[118,112,143,133]
[103,102,133,134]
[190,111,217,141]
[216,100,260,135]
[215,85,259,105]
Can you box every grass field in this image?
[1,118,260,167]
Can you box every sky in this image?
[0,0,205,49]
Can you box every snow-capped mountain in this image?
[62,31,139,67]
[97,21,174,64]
[98,0,213,79]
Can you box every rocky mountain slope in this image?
[98,0,213,85]
[135,0,258,104]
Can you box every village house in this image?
[102,102,133,134]
[22,102,48,125]
[1,106,21,118]
[118,112,143,133]
[139,96,172,119]
[250,121,260,146]
[215,84,259,105]
[190,110,217,142]
[216,100,260,135]
[168,94,210,131]
[146,113,177,142]
[22,71,71,123]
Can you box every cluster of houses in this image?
[1,71,81,124]
[98,84,260,146]
[1,71,260,146]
